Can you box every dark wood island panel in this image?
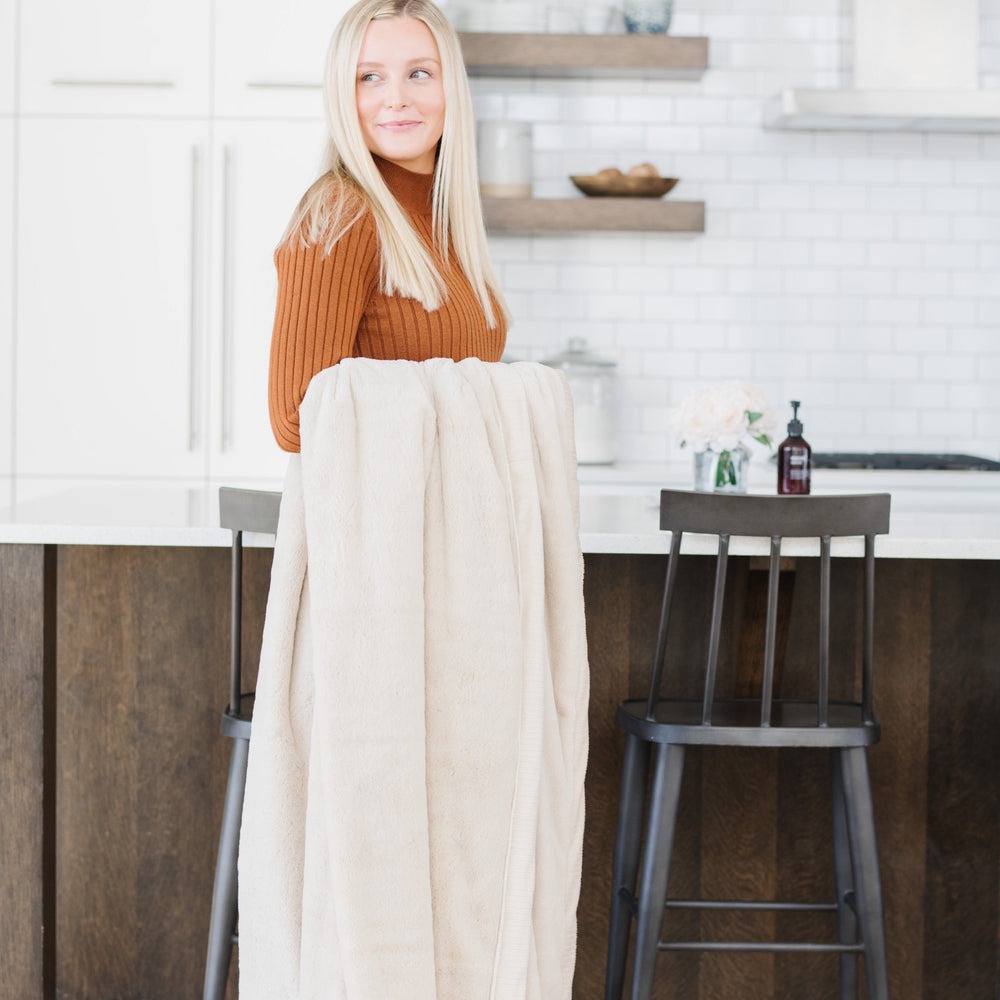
[0,545,55,999]
[0,546,997,999]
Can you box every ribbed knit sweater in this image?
[268,156,507,452]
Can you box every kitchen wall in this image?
[473,0,1000,462]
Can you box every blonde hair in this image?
[282,0,505,328]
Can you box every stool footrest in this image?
[666,898,839,913]
[659,940,865,954]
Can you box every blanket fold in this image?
[239,358,589,1000]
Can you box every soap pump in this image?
[777,400,811,495]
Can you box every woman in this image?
[268,0,509,452]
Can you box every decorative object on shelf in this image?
[477,120,533,198]
[570,165,678,198]
[541,338,619,465]
[670,382,775,493]
[623,0,673,34]
[580,4,622,34]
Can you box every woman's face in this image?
[355,16,446,174]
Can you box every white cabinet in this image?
[206,120,328,480]
[0,0,14,112]
[1,119,12,484]
[213,0,351,118]
[11,2,344,487]
[18,0,211,115]
[17,118,210,478]
[16,116,327,482]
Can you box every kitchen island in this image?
[1,466,997,999]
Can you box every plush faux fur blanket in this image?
[238,358,589,1000]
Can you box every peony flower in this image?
[670,382,775,453]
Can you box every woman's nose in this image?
[384,83,409,110]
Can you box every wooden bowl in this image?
[570,174,679,198]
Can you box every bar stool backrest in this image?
[649,490,891,730]
[218,487,282,717]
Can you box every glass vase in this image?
[692,444,750,493]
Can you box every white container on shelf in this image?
[477,120,532,198]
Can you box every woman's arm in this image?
[267,216,380,452]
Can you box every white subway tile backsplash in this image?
[923,187,981,213]
[894,382,949,409]
[871,186,923,213]
[811,241,869,266]
[485,0,1000,458]
[897,159,954,184]
[756,184,812,210]
[868,352,920,380]
[952,214,1000,241]
[866,243,925,268]
[925,243,979,268]
[896,215,954,241]
[868,133,926,158]
[782,212,840,239]
[923,297,980,325]
[839,213,895,240]
[840,158,897,184]
[839,269,895,295]
[895,271,951,297]
[951,329,1000,353]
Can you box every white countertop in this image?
[1,463,999,558]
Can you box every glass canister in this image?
[542,337,619,465]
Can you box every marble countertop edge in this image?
[1,465,998,558]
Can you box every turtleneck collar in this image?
[374,155,435,216]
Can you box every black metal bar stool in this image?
[605,489,892,1000]
[203,487,282,1000]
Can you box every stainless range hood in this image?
[764,0,1000,132]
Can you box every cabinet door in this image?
[18,0,210,115]
[213,0,352,118]
[207,119,328,482]
[0,0,14,112]
[17,118,210,478]
[0,119,12,485]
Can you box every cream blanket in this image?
[238,358,590,1000]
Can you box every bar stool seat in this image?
[203,487,281,1000]
[605,489,892,1000]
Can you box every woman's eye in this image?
[410,68,430,80]
[359,71,381,84]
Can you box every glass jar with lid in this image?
[541,337,619,465]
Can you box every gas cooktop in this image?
[811,452,1000,471]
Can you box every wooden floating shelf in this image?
[482,197,705,234]
[459,32,709,79]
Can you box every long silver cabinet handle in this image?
[51,78,175,88]
[188,145,204,452]
[246,80,322,90]
[220,145,235,452]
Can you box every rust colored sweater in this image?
[268,156,507,452]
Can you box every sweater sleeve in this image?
[268,216,380,452]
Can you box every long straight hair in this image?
[281,0,505,328]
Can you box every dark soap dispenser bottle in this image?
[777,400,811,495]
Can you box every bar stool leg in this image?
[838,747,890,1000]
[203,733,250,1000]
[832,751,859,999]
[605,734,652,1000]
[629,743,685,1000]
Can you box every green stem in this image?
[715,449,735,488]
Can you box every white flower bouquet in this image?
[670,382,775,489]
